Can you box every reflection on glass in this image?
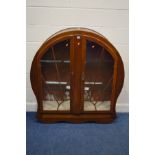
[84,40,114,111]
[40,40,70,111]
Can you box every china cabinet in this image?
[30,28,124,123]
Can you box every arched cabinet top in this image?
[37,27,121,61]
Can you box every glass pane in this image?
[40,40,70,111]
[84,40,114,111]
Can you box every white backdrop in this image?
[26,0,129,112]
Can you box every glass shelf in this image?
[40,60,70,63]
[45,81,104,85]
[45,81,68,85]
[45,81,112,85]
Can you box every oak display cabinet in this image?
[30,28,124,123]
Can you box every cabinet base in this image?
[37,113,116,123]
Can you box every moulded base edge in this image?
[36,113,116,123]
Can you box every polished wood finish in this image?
[30,28,124,123]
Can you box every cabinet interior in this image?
[40,39,114,112]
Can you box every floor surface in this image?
[26,112,129,155]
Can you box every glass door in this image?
[83,40,114,112]
[40,39,72,111]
